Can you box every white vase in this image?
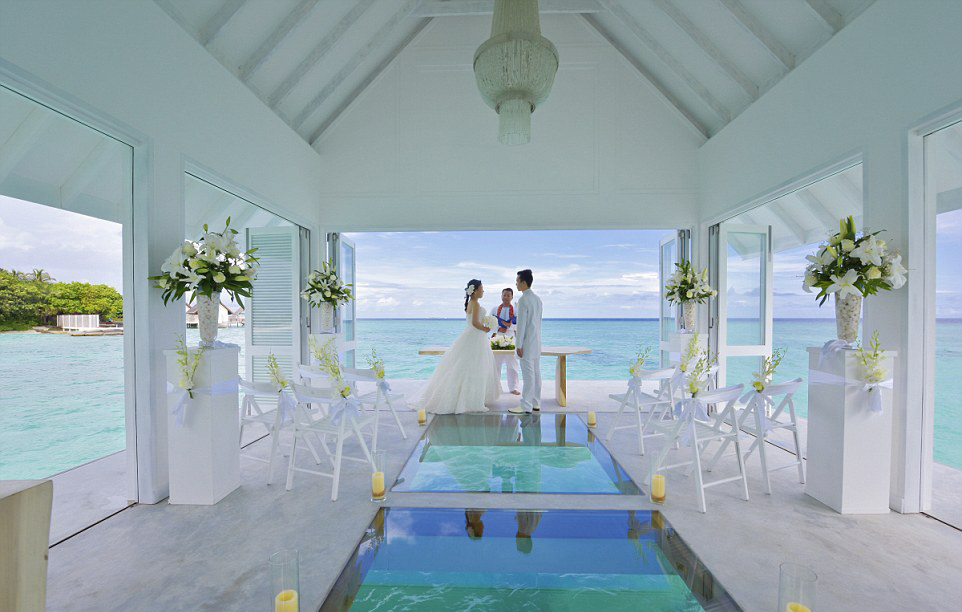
[682,301,696,331]
[197,291,221,347]
[319,303,335,332]
[834,293,862,344]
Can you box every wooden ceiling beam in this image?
[718,0,795,70]
[413,0,604,16]
[199,0,248,46]
[238,0,322,81]
[804,0,844,34]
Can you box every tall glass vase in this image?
[834,293,862,344]
[197,291,221,347]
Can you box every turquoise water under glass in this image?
[320,507,742,612]
[392,413,639,495]
[1,320,960,479]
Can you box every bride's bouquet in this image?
[491,334,515,350]
[482,314,498,331]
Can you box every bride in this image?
[421,279,501,414]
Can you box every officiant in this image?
[490,287,521,395]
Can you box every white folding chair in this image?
[647,384,750,513]
[707,378,805,494]
[606,367,679,455]
[342,367,408,451]
[288,383,375,501]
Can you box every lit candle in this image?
[275,589,298,612]
[786,604,810,612]
[586,411,597,427]
[371,471,385,500]
[417,408,426,426]
[650,474,666,504]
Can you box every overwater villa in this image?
[2,1,961,610]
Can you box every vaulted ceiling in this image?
[156,0,875,149]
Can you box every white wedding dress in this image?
[421,302,500,414]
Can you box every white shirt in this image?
[490,303,516,337]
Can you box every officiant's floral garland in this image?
[751,348,785,393]
[665,261,716,305]
[803,216,907,305]
[302,260,353,307]
[629,346,653,378]
[149,218,259,307]
[175,336,205,399]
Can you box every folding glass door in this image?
[659,230,689,366]
[329,232,357,367]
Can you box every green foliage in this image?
[0,267,123,327]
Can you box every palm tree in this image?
[29,268,54,284]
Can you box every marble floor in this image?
[45,379,962,611]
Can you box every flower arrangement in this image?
[803,216,907,305]
[366,348,385,379]
[751,348,785,393]
[685,353,716,397]
[309,335,352,398]
[302,260,353,307]
[855,331,888,385]
[665,260,716,305]
[175,336,205,399]
[149,218,259,306]
[491,334,516,350]
[679,332,703,373]
[629,346,654,378]
[267,353,288,392]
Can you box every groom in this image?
[511,269,543,414]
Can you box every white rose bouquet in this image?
[629,346,653,378]
[302,260,353,307]
[149,218,259,307]
[751,348,785,393]
[803,216,907,305]
[491,334,516,350]
[665,260,716,305]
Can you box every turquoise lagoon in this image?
[1,320,960,479]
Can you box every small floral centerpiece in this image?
[149,218,259,346]
[679,332,703,373]
[175,336,206,399]
[751,348,785,393]
[267,353,289,393]
[302,260,353,331]
[629,346,653,378]
[803,216,907,343]
[491,334,516,351]
[366,348,386,379]
[665,260,716,330]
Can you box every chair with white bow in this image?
[706,377,805,494]
[606,367,680,455]
[342,367,407,451]
[238,379,304,485]
[287,383,375,500]
[647,383,750,513]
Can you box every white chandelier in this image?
[473,0,559,145]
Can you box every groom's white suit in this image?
[515,288,543,411]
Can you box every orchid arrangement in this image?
[665,260,717,305]
[150,218,259,307]
[803,216,907,305]
[491,334,516,350]
[309,335,352,398]
[751,348,785,393]
[366,348,385,379]
[686,353,716,397]
[855,331,888,385]
[175,336,206,399]
[629,346,654,378]
[679,332,703,373]
[267,353,288,392]
[302,260,353,307]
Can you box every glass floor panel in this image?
[320,508,742,612]
[392,413,640,495]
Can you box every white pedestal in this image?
[805,346,896,514]
[165,345,240,505]
[667,331,706,364]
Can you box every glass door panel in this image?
[659,235,677,366]
[332,233,357,368]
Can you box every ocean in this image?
[1,319,960,479]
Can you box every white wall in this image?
[697,0,962,512]
[314,14,703,231]
[0,0,323,503]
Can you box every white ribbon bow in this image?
[166,378,239,427]
[739,390,771,433]
[330,395,362,425]
[376,379,392,395]
[809,370,893,415]
[672,397,709,446]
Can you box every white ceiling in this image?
[154,0,876,149]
